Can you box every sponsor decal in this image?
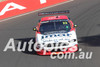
[40,0,47,4]
[0,2,26,16]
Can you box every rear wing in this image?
[38,10,70,16]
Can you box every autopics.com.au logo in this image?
[50,48,93,59]
[3,38,93,59]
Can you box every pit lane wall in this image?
[0,0,67,20]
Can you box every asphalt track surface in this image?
[0,0,100,67]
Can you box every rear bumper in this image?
[37,44,78,55]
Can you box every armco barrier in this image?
[0,0,68,20]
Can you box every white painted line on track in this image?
[0,0,74,22]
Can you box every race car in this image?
[33,10,78,55]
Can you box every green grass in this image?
[0,0,6,2]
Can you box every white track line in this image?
[0,0,74,22]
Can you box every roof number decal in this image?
[63,22,67,24]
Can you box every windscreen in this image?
[40,20,71,34]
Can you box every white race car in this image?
[33,10,78,55]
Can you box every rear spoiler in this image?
[38,10,70,16]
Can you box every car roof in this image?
[41,15,68,22]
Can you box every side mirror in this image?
[33,27,37,31]
[39,20,41,22]
[74,25,77,27]
[68,17,70,20]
